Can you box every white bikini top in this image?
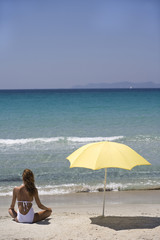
[17,201,33,211]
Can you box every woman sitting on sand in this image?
[8,169,52,223]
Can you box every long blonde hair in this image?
[22,169,37,196]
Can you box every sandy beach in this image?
[1,190,160,240]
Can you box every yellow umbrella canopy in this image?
[67,141,150,170]
[66,141,151,216]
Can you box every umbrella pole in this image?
[102,168,107,217]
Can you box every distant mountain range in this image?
[73,81,160,89]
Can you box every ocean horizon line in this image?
[0,87,160,91]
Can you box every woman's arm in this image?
[8,187,17,218]
[34,189,52,211]
[9,187,17,209]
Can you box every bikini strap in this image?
[17,201,33,211]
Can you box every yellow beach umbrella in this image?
[66,141,151,216]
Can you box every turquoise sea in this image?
[0,89,160,196]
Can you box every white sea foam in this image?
[0,136,124,145]
[0,137,64,145]
[67,136,124,142]
[0,191,12,196]
[1,180,159,196]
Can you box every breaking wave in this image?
[1,180,160,196]
[0,136,124,145]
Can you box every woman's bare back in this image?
[16,185,33,215]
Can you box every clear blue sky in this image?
[0,0,160,89]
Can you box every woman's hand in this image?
[8,207,17,218]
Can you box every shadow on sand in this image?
[35,218,51,225]
[90,216,160,231]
